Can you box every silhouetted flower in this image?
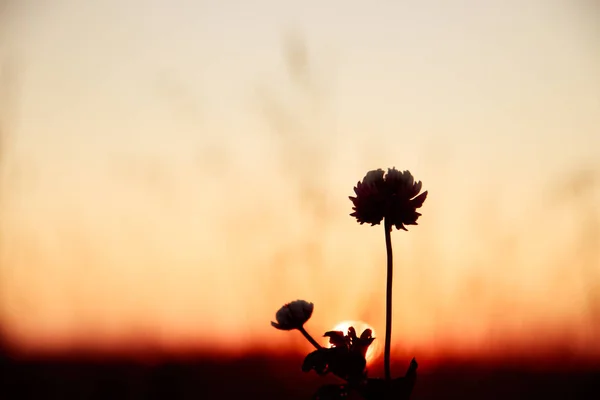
[349,168,427,231]
[303,326,375,385]
[347,327,375,359]
[324,327,375,359]
[271,300,314,330]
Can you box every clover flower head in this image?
[349,167,428,231]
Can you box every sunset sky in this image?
[0,0,599,363]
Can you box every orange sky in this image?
[0,0,599,363]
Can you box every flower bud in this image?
[271,300,314,330]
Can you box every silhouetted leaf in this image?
[302,347,367,384]
[303,349,331,375]
[357,358,418,400]
[324,330,347,348]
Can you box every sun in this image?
[331,320,380,365]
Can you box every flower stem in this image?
[299,326,322,350]
[384,219,393,383]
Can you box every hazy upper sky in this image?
[1,0,599,360]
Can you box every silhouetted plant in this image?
[349,168,427,384]
[271,168,426,399]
